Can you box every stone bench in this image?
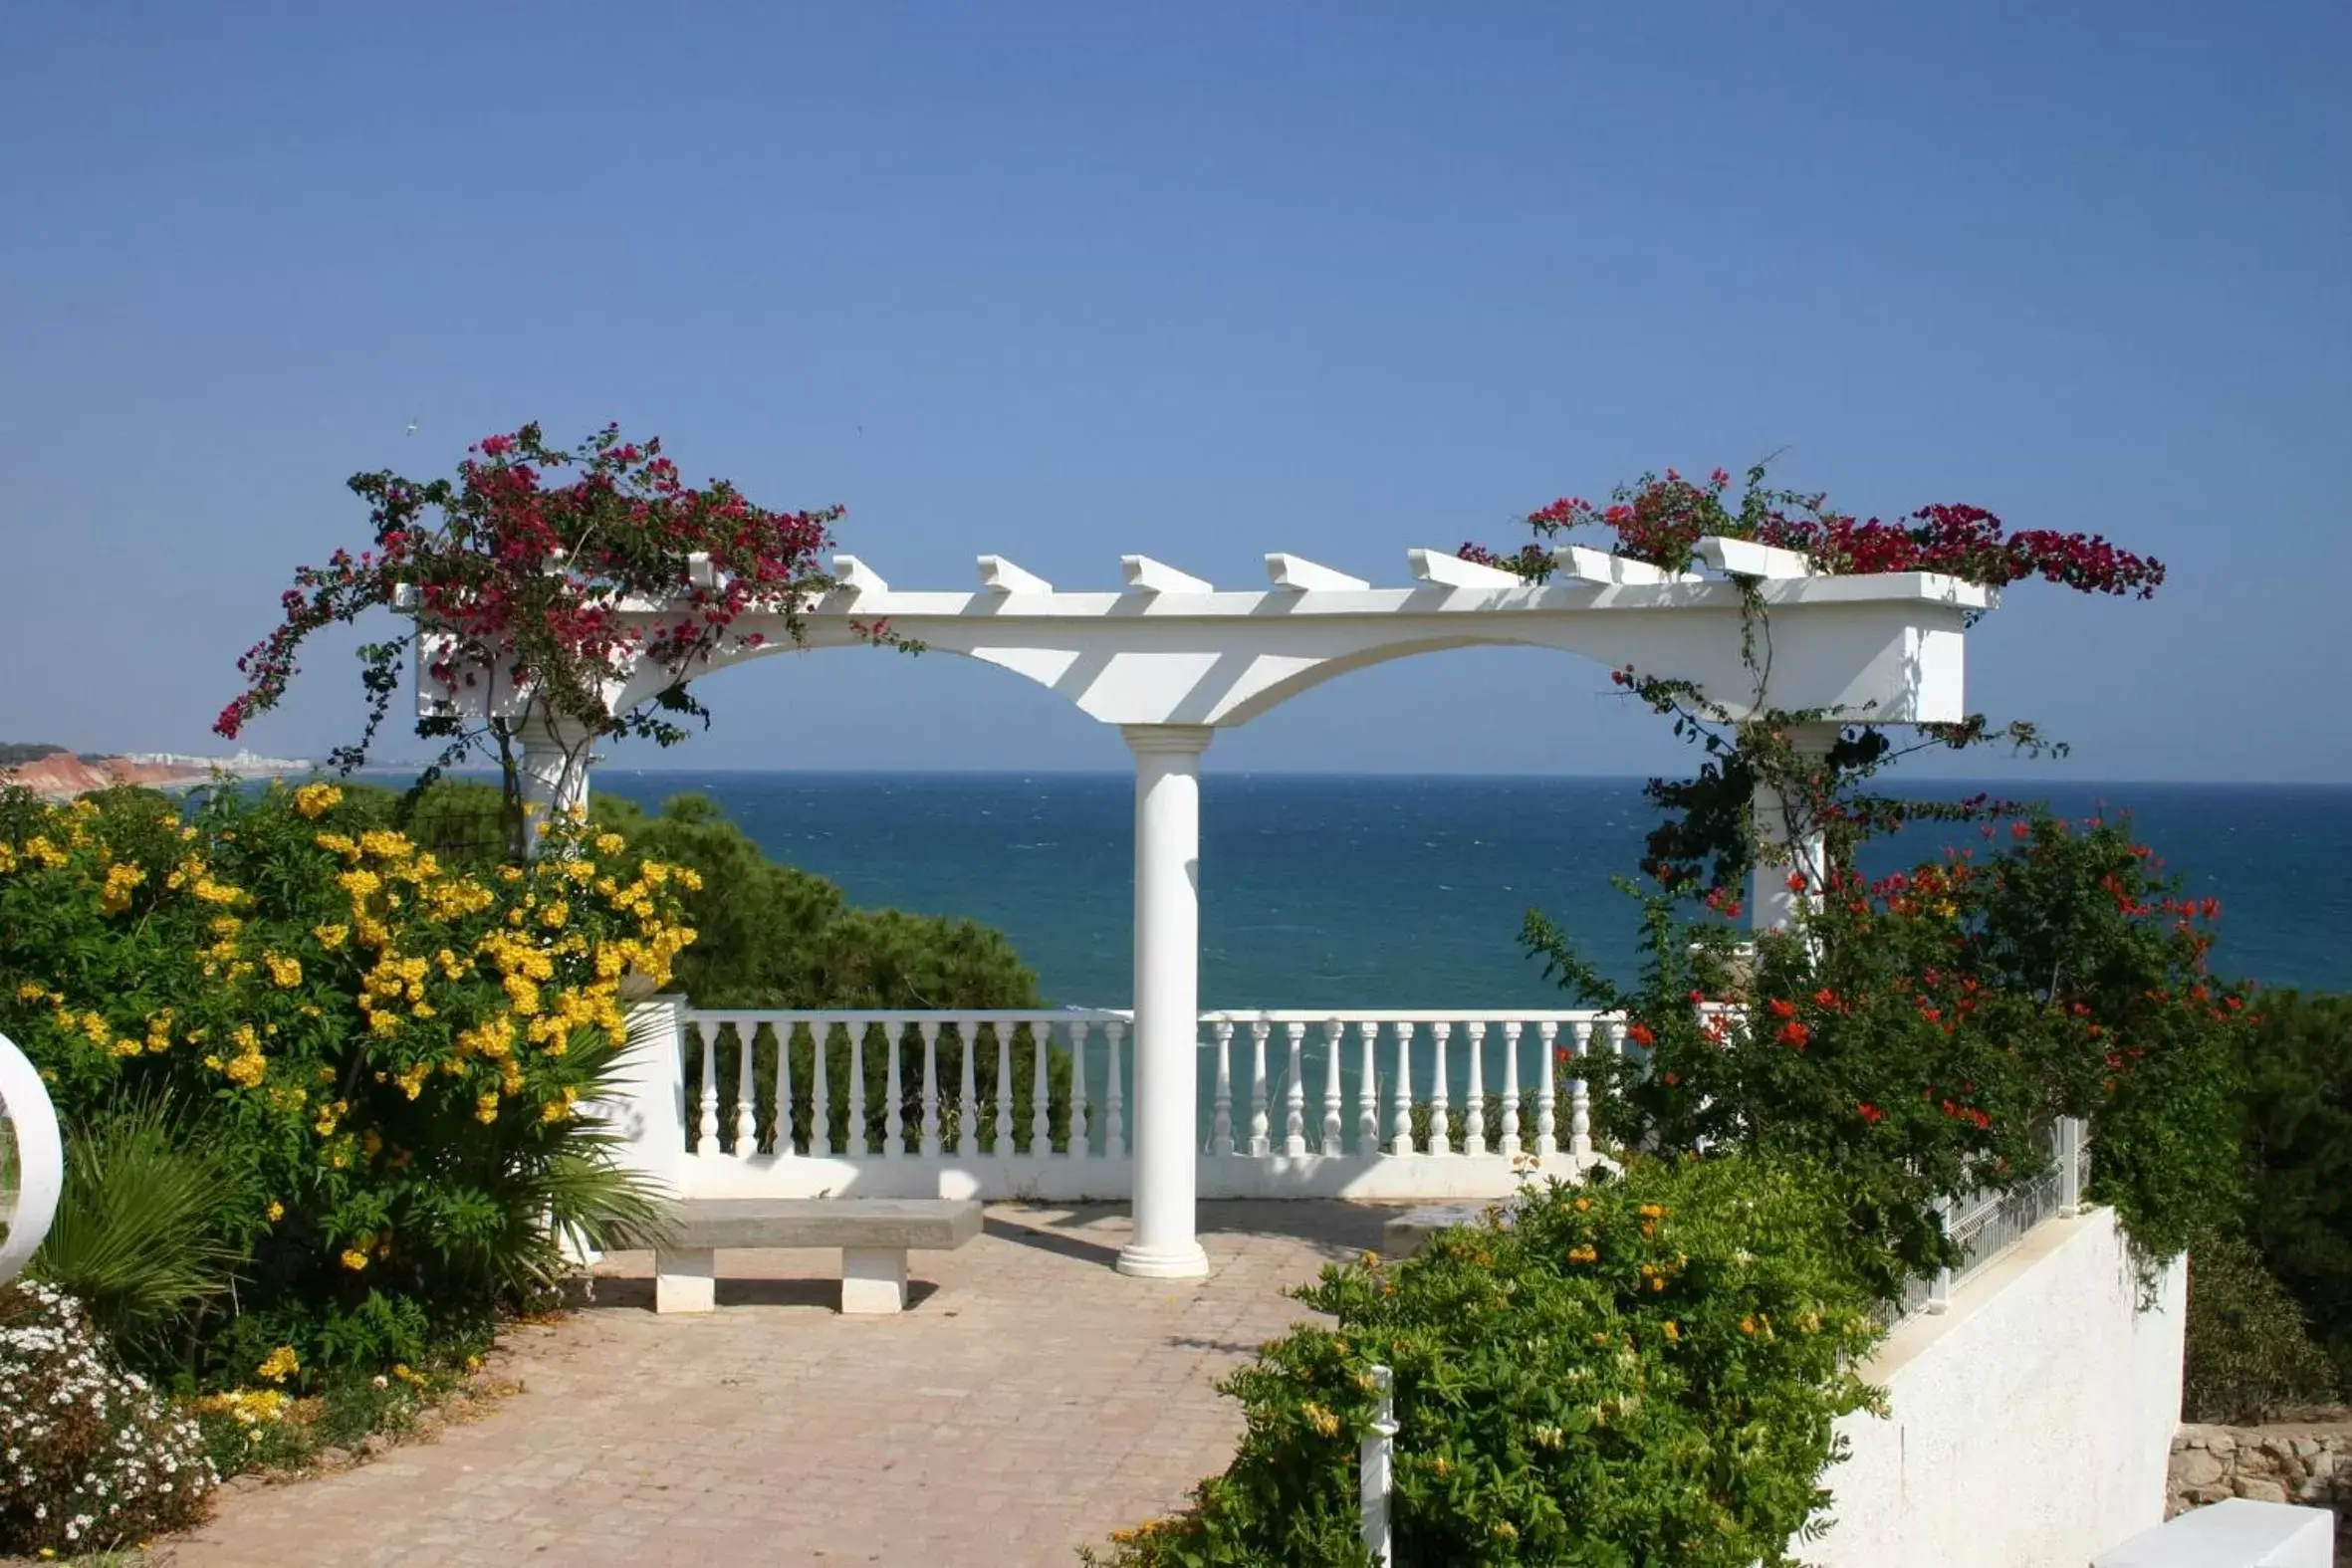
[654,1198,983,1315]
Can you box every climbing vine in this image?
[216,423,884,858]
[1465,464,2236,1290]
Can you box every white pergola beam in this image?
[1409,549,1523,589]
[1697,536,1813,579]
[1123,556,1214,595]
[1266,554,1370,591]
[1550,545,1704,586]
[977,556,1053,594]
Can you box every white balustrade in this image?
[652,1007,1614,1201]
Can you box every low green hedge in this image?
[1087,1154,1885,1568]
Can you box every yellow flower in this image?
[313,922,350,950]
[256,1345,300,1383]
[264,952,304,989]
[340,1248,369,1271]
[475,1092,500,1124]
[593,832,626,855]
[99,860,147,914]
[1663,1320,1680,1342]
[267,1201,286,1223]
[1299,1402,1340,1438]
[293,782,343,818]
[15,982,49,1003]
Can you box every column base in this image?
[1115,1241,1210,1279]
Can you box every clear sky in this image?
[3,3,2346,782]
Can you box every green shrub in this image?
[0,781,681,1381]
[1090,1155,1886,1568]
[2181,1228,2338,1423]
[2232,989,2352,1394]
[0,1279,216,1555]
[33,1090,249,1371]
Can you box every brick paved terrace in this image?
[153,1201,1387,1568]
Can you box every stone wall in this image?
[2169,1416,2348,1547]
[1810,1209,2185,1568]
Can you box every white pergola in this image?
[417,540,1994,1278]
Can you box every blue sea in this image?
[588,773,2352,1006]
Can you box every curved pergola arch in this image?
[414,540,1996,1279]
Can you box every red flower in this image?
[1626,1022,1656,1048]
[1785,871,1808,894]
[1857,1103,1884,1125]
[1767,998,1797,1019]
[1776,1021,1810,1048]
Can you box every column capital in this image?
[1782,720,1842,758]
[1121,724,1216,757]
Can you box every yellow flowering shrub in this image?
[0,781,693,1379]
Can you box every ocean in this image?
[588,773,2352,1007]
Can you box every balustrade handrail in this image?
[681,1006,1615,1026]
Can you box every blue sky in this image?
[3,3,2346,782]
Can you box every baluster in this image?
[1068,1018,1089,1157]
[1030,1018,1052,1155]
[956,1016,978,1158]
[1320,1018,1344,1154]
[1247,1020,1272,1157]
[919,1019,942,1157]
[1389,1021,1415,1155]
[1355,1021,1381,1153]
[885,1022,905,1157]
[776,1020,797,1156]
[1430,1020,1454,1155]
[695,1021,720,1152]
[734,1023,756,1156]
[812,1019,833,1158]
[1462,1020,1487,1156]
[994,1024,1014,1154]
[1281,1021,1306,1156]
[1499,1021,1523,1158]
[1210,1019,1235,1155]
[1103,1020,1125,1157]
[848,1023,868,1156]
[1570,1019,1594,1158]
[1534,1020,1559,1155]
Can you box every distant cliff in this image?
[0,744,311,799]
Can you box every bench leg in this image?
[655,1247,716,1314]
[840,1247,909,1314]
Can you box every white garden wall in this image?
[1813,1207,2186,1568]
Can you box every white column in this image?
[1749,723,1837,934]
[516,712,594,858]
[1118,724,1213,1279]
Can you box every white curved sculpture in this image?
[0,1030,63,1285]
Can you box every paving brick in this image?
[154,1201,1381,1568]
